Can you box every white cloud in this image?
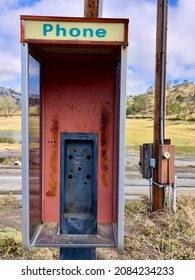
[30,0,84,17]
[0,0,84,89]
[0,52,20,83]
[103,0,157,94]
[0,0,194,94]
[167,0,195,80]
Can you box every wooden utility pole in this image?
[153,0,168,211]
[84,0,99,17]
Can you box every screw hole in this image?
[78,167,82,172]
[86,155,91,160]
[86,174,91,180]
[68,174,73,179]
[68,155,73,160]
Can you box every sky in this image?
[0,0,194,95]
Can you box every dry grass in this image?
[0,116,21,131]
[0,195,194,260]
[0,193,21,210]
[0,228,26,259]
[0,228,58,260]
[98,195,195,260]
[123,198,195,260]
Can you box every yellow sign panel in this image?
[23,20,126,43]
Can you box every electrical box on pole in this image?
[139,0,175,211]
[153,0,168,211]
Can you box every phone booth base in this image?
[21,16,128,253]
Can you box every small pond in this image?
[0,130,21,144]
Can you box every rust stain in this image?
[68,201,75,212]
[46,113,59,197]
[68,103,74,111]
[100,101,111,187]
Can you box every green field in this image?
[0,116,195,155]
[126,119,195,155]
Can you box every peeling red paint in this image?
[46,113,59,197]
[100,101,111,187]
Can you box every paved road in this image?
[0,165,195,201]
[0,149,195,199]
[0,166,21,193]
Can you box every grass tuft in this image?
[0,228,26,258]
[31,248,59,260]
[0,193,21,210]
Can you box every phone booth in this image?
[21,15,128,259]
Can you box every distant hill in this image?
[126,81,195,120]
[0,87,41,117]
[0,87,39,106]
[0,87,21,105]
[1,83,195,120]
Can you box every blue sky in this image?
[169,0,178,5]
[0,0,194,95]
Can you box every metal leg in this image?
[164,185,167,209]
[149,177,153,211]
[168,184,171,211]
[60,248,96,260]
[172,176,177,213]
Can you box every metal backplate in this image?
[60,133,98,235]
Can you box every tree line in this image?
[126,80,195,120]
[0,95,21,118]
[0,80,195,120]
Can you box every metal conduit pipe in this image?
[160,0,168,145]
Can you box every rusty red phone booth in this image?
[21,15,128,256]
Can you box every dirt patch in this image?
[0,207,22,232]
[0,195,22,232]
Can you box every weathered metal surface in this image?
[142,143,153,179]
[46,113,59,197]
[100,101,111,187]
[158,144,175,184]
[34,223,115,247]
[43,60,116,223]
[60,133,97,235]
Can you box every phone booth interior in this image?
[21,16,128,250]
